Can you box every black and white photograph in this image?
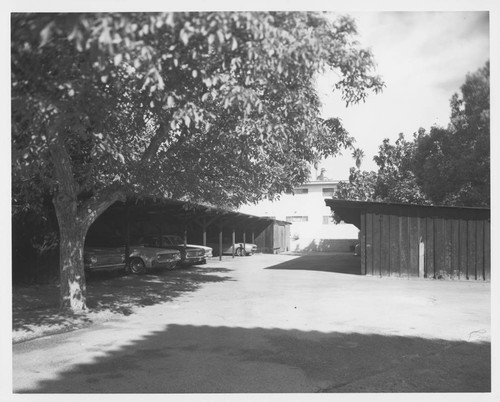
[5,0,498,399]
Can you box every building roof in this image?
[325,198,490,212]
[111,197,292,227]
[295,180,340,187]
[325,198,490,229]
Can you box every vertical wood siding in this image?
[366,212,374,276]
[389,214,400,277]
[425,217,434,278]
[254,223,291,253]
[272,224,290,253]
[409,216,420,277]
[399,215,410,277]
[361,207,490,281]
[458,219,468,279]
[484,220,491,280]
[360,212,367,275]
[380,214,391,277]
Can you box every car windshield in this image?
[162,235,184,246]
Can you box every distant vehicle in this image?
[211,242,258,256]
[143,235,210,265]
[84,245,181,274]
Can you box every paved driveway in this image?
[12,253,491,393]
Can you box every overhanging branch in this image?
[141,121,170,165]
[78,185,126,229]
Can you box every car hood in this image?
[185,244,212,251]
[85,246,125,254]
[130,245,179,253]
[172,244,205,251]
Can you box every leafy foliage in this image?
[373,133,431,204]
[12,12,384,210]
[334,168,379,202]
[413,62,490,207]
[333,61,489,208]
[12,12,384,310]
[334,133,431,208]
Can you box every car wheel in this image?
[128,258,146,275]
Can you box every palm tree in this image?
[352,148,365,169]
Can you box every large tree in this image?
[333,62,489,208]
[334,133,430,206]
[12,12,384,311]
[413,62,490,206]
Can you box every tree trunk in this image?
[55,198,88,312]
[49,132,90,312]
[53,189,125,312]
[49,130,126,312]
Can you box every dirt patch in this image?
[12,264,233,343]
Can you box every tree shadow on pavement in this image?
[12,265,233,336]
[15,324,491,393]
[266,252,361,275]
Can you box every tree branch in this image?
[78,185,126,229]
[141,121,170,165]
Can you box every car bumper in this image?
[153,260,179,269]
[84,263,125,271]
[150,256,181,270]
[182,256,206,265]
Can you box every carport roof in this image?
[110,197,291,227]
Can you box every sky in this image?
[314,11,490,180]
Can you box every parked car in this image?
[84,245,181,274]
[128,244,181,273]
[143,235,209,265]
[211,242,258,256]
[84,246,125,272]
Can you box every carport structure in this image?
[87,198,291,259]
[325,199,490,280]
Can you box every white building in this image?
[239,180,359,252]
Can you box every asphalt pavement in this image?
[12,252,491,394]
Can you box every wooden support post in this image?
[183,211,187,247]
[243,231,246,256]
[232,227,236,258]
[202,217,207,246]
[219,227,223,261]
[125,201,130,267]
[263,224,267,254]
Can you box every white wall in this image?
[240,182,359,251]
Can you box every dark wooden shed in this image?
[253,219,291,253]
[325,199,490,281]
